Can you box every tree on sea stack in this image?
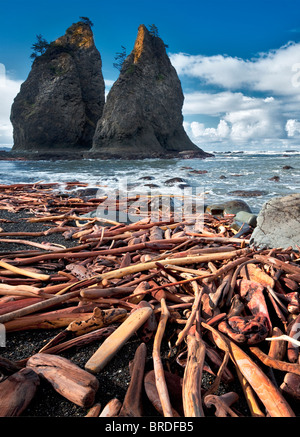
[113,46,127,71]
[30,34,50,60]
[79,16,94,27]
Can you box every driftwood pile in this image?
[0,182,300,417]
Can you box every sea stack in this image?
[90,24,211,159]
[10,20,105,156]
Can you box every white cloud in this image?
[183,90,277,116]
[170,41,300,96]
[190,119,230,140]
[182,90,284,145]
[286,119,300,137]
[170,42,300,149]
[0,65,22,146]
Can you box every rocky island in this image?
[90,24,210,159]
[9,22,211,160]
[10,20,105,157]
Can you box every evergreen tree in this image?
[30,34,50,59]
[79,16,94,27]
[148,24,159,38]
[113,46,127,71]
[147,24,168,48]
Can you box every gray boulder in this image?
[205,200,252,216]
[250,193,300,249]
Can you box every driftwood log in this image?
[26,353,99,407]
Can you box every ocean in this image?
[0,149,299,214]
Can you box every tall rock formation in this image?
[91,24,211,159]
[11,21,105,155]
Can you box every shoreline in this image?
[0,149,214,162]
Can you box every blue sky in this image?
[1,0,300,150]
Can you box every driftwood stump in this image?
[27,353,99,408]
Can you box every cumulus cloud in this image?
[170,42,300,95]
[0,64,22,146]
[190,119,230,140]
[170,42,300,149]
[183,91,277,116]
[286,119,300,137]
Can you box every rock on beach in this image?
[250,193,300,249]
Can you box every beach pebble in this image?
[250,193,300,249]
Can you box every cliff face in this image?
[10,21,105,154]
[91,24,210,159]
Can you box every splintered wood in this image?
[0,182,300,417]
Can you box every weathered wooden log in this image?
[93,248,251,283]
[152,298,173,417]
[0,368,40,416]
[85,306,153,373]
[280,372,300,400]
[238,279,272,333]
[0,289,82,324]
[134,301,157,343]
[254,254,300,276]
[26,353,99,408]
[118,342,147,417]
[268,327,286,361]
[249,346,300,376]
[209,271,232,309]
[65,307,127,336]
[99,398,122,417]
[202,322,295,417]
[0,297,43,316]
[287,314,300,363]
[144,370,183,417]
[240,263,275,288]
[236,367,265,417]
[182,334,206,417]
[218,314,269,345]
[0,259,50,281]
[0,238,66,252]
[85,403,102,417]
[4,306,93,332]
[175,285,203,347]
[13,240,180,265]
[80,287,135,299]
